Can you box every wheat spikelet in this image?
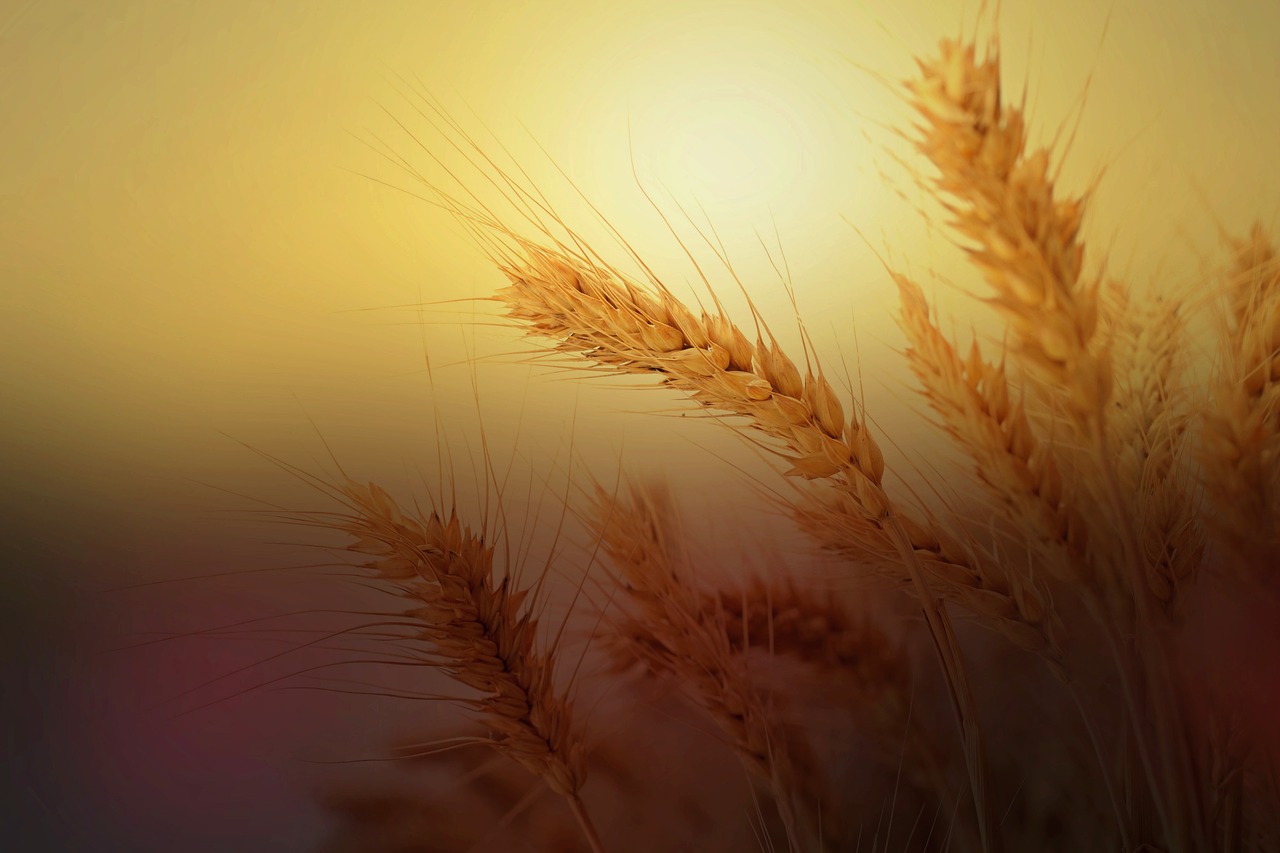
[1201,225,1280,578]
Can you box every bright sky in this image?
[4,1,1278,527]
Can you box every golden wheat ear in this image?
[1102,282,1203,617]
[496,161,998,853]
[906,38,1112,434]
[901,33,1228,851]
[334,479,606,852]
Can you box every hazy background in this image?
[3,0,1278,850]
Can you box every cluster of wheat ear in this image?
[311,31,1279,853]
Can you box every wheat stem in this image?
[568,794,608,853]
[1066,677,1135,850]
[883,514,998,853]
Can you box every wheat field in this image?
[4,2,1279,852]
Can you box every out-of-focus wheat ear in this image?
[709,575,955,805]
[336,480,606,853]
[1105,285,1204,617]
[789,489,1069,669]
[318,754,591,853]
[895,271,1092,591]
[906,38,1114,434]
[1201,224,1280,581]
[589,479,835,852]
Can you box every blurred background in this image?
[3,0,1278,849]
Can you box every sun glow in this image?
[646,83,810,206]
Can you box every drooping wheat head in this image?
[334,479,604,850]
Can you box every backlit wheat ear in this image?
[911,37,1217,848]
[1202,224,1280,578]
[335,480,606,853]
[498,243,876,484]
[589,479,832,852]
[499,238,998,850]
[790,474,1067,668]
[907,38,1112,431]
[710,575,954,803]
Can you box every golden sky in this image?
[4,0,1279,557]
[2,2,1278,846]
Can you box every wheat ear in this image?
[499,241,1000,850]
[906,38,1111,432]
[714,575,954,804]
[895,272,1085,588]
[1201,225,1280,580]
[1198,227,1280,851]
[1103,282,1203,616]
[590,479,831,851]
[336,480,606,853]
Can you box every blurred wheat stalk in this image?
[314,31,1280,853]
